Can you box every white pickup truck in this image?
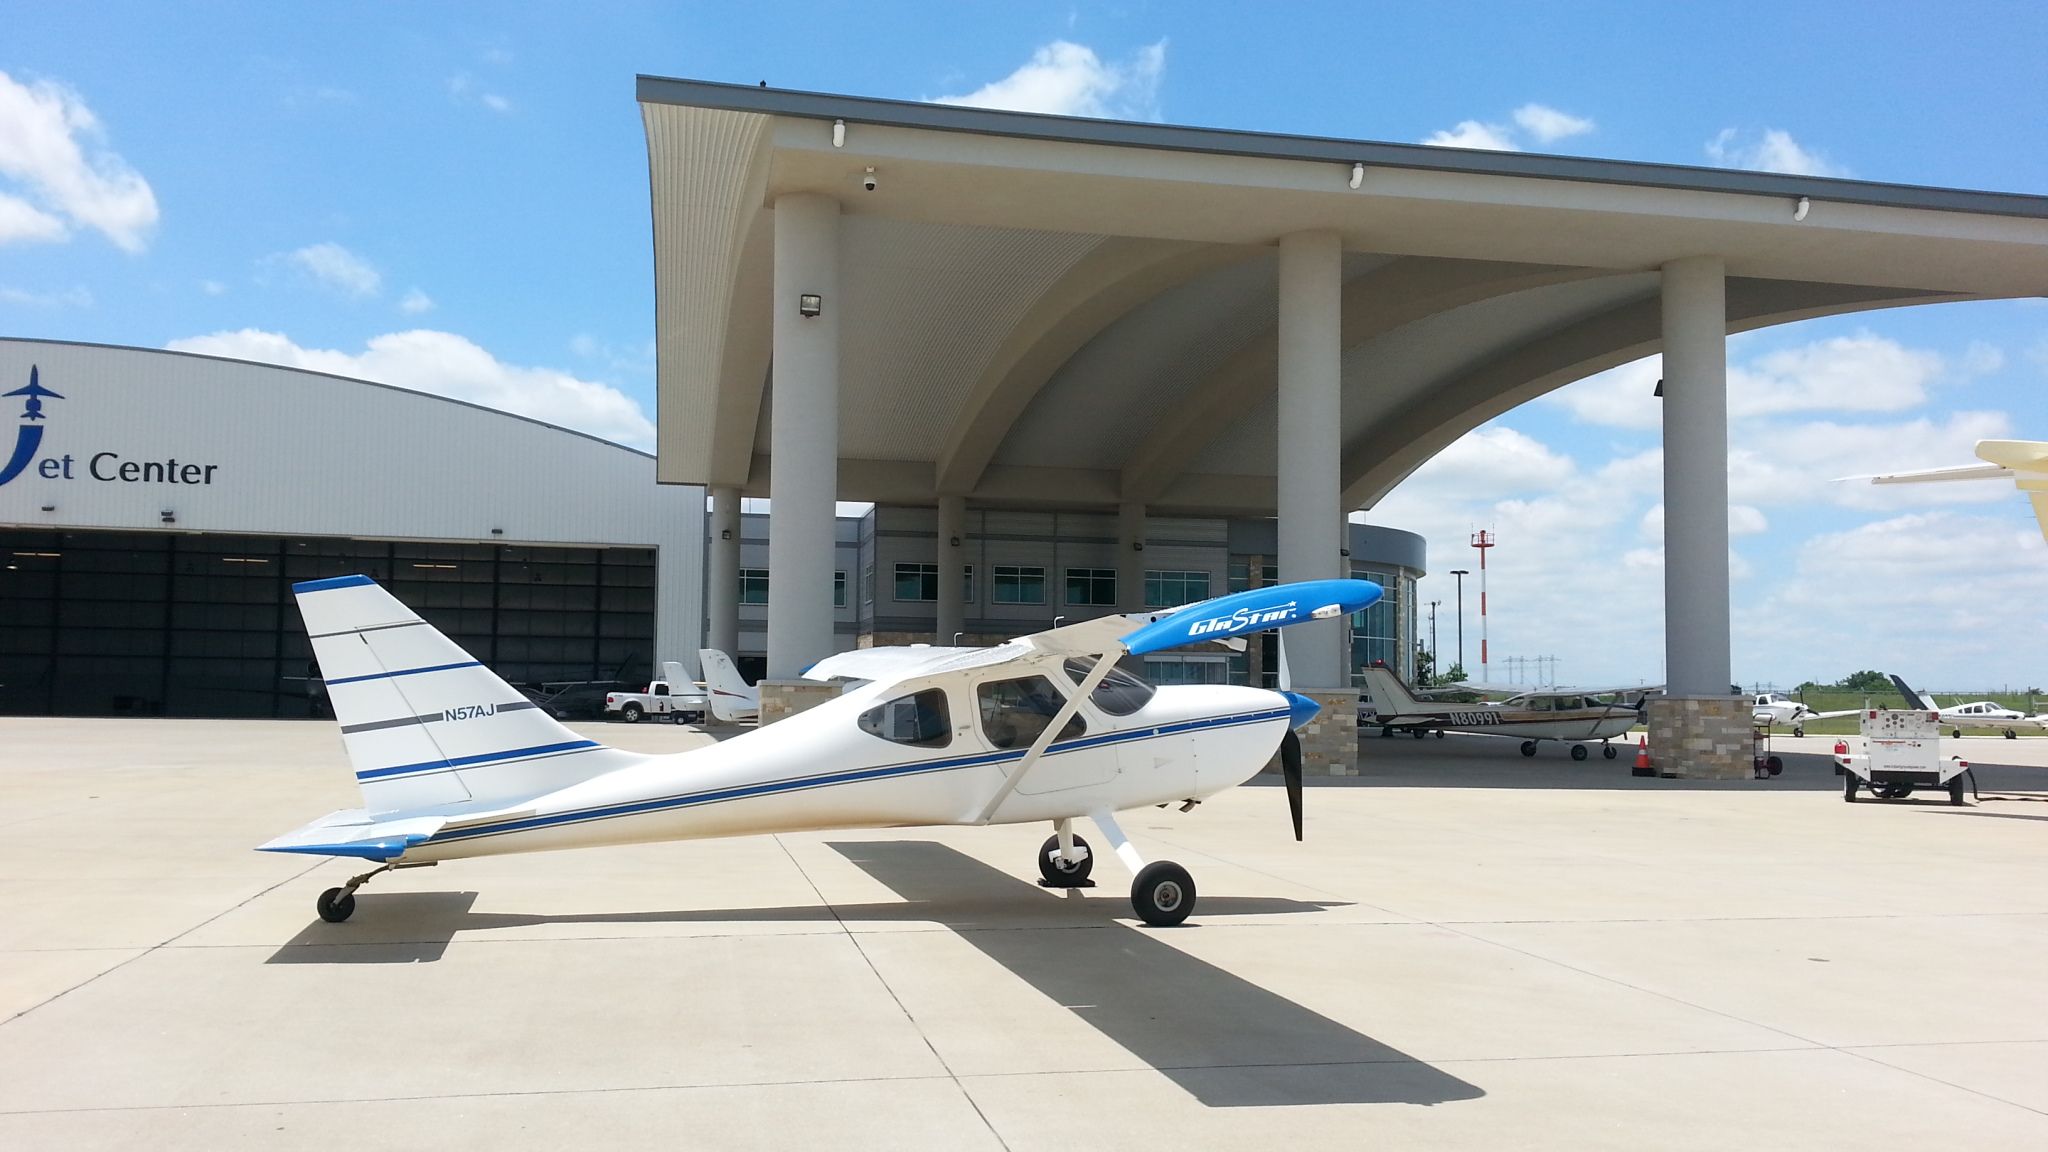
[604,661,708,724]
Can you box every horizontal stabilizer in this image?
[256,807,445,862]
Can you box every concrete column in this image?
[766,192,840,681]
[1660,256,1731,698]
[936,494,966,644]
[1276,230,1346,688]
[1117,501,1146,616]
[707,485,741,661]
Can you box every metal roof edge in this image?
[636,75,2048,221]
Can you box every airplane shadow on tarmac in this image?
[268,840,1484,1108]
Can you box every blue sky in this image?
[3,2,2045,688]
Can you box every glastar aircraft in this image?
[259,575,1381,927]
[1358,663,1642,759]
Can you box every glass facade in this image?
[1064,567,1117,606]
[992,564,1046,605]
[1348,564,1416,685]
[0,528,656,718]
[1144,569,1211,608]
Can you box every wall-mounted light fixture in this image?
[1793,196,1811,222]
[40,503,54,513]
[160,509,175,525]
[947,535,961,547]
[720,528,733,540]
[832,119,846,147]
[1349,162,1365,189]
[1132,541,1144,551]
[1339,547,1351,558]
[490,527,504,536]
[798,293,823,318]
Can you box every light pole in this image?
[1448,570,1469,672]
[1428,599,1440,678]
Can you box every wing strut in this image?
[973,651,1119,824]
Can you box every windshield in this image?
[1062,657,1158,716]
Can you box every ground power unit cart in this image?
[1834,708,1972,804]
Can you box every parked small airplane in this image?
[697,648,761,723]
[4,366,63,420]
[1889,675,2045,739]
[1750,692,1860,737]
[1861,438,2048,541]
[1358,663,1641,759]
[260,575,1381,927]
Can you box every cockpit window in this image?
[857,689,952,748]
[1061,657,1157,717]
[977,676,1086,750]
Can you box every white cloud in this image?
[1421,119,1518,151]
[1422,103,1595,152]
[285,242,381,298]
[399,287,434,314]
[1705,128,1845,177]
[0,283,92,308]
[448,72,513,114]
[480,93,512,114]
[199,279,226,296]
[164,328,655,447]
[0,192,67,244]
[0,70,158,250]
[934,40,1166,120]
[1512,104,1594,144]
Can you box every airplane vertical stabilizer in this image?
[1358,662,1427,718]
[294,575,632,813]
[698,648,760,721]
[1889,674,1930,711]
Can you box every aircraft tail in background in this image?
[698,648,761,722]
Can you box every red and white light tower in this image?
[1470,529,1495,681]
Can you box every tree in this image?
[1413,644,1437,687]
[1441,661,1468,686]
[1835,670,1892,694]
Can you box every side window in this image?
[651,683,669,697]
[857,689,952,748]
[1062,657,1157,717]
[977,676,1086,750]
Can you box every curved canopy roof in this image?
[639,76,2048,514]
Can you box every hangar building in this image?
[0,339,702,718]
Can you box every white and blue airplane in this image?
[260,574,1380,927]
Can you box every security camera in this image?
[861,166,877,192]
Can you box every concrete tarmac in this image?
[2,718,2046,1149]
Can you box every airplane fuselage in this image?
[396,683,1290,865]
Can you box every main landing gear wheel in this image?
[1412,728,1427,740]
[1570,744,1589,761]
[1952,728,1963,739]
[1434,729,1446,739]
[1130,861,1195,927]
[316,887,357,923]
[1602,743,1618,760]
[1037,833,1094,887]
[621,702,643,723]
[1793,725,1805,738]
[2004,728,2017,740]
[1519,740,1538,758]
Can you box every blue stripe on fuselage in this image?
[424,707,1290,847]
[355,739,603,781]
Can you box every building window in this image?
[1144,569,1210,608]
[861,561,874,605]
[739,568,769,605]
[1064,567,1117,607]
[992,565,1046,605]
[834,570,847,608]
[962,564,975,605]
[894,562,939,602]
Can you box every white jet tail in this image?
[698,648,760,722]
[295,575,631,813]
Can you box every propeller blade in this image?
[1281,728,1304,842]
[1276,630,1293,693]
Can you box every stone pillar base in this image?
[759,680,838,725]
[1645,696,1751,779]
[1293,689,1360,777]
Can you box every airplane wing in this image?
[1863,463,2013,484]
[1855,438,2048,542]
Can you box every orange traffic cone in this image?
[1631,735,1653,777]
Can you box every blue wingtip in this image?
[292,574,375,594]
[1120,578,1383,656]
[256,833,424,861]
[1283,691,1322,730]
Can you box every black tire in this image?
[621,703,643,724]
[316,887,356,923]
[1880,783,1914,800]
[1037,833,1093,886]
[1412,728,1426,740]
[2004,729,2016,740]
[1570,744,1589,761]
[1766,755,1783,776]
[1519,740,1538,757]
[1130,861,1195,927]
[1602,743,1618,760]
[1953,728,1963,739]
[1843,771,1858,802]
[1434,729,1445,739]
[1949,775,1968,805]
[1380,726,1393,739]
[1793,725,1805,738]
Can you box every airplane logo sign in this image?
[0,365,63,487]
